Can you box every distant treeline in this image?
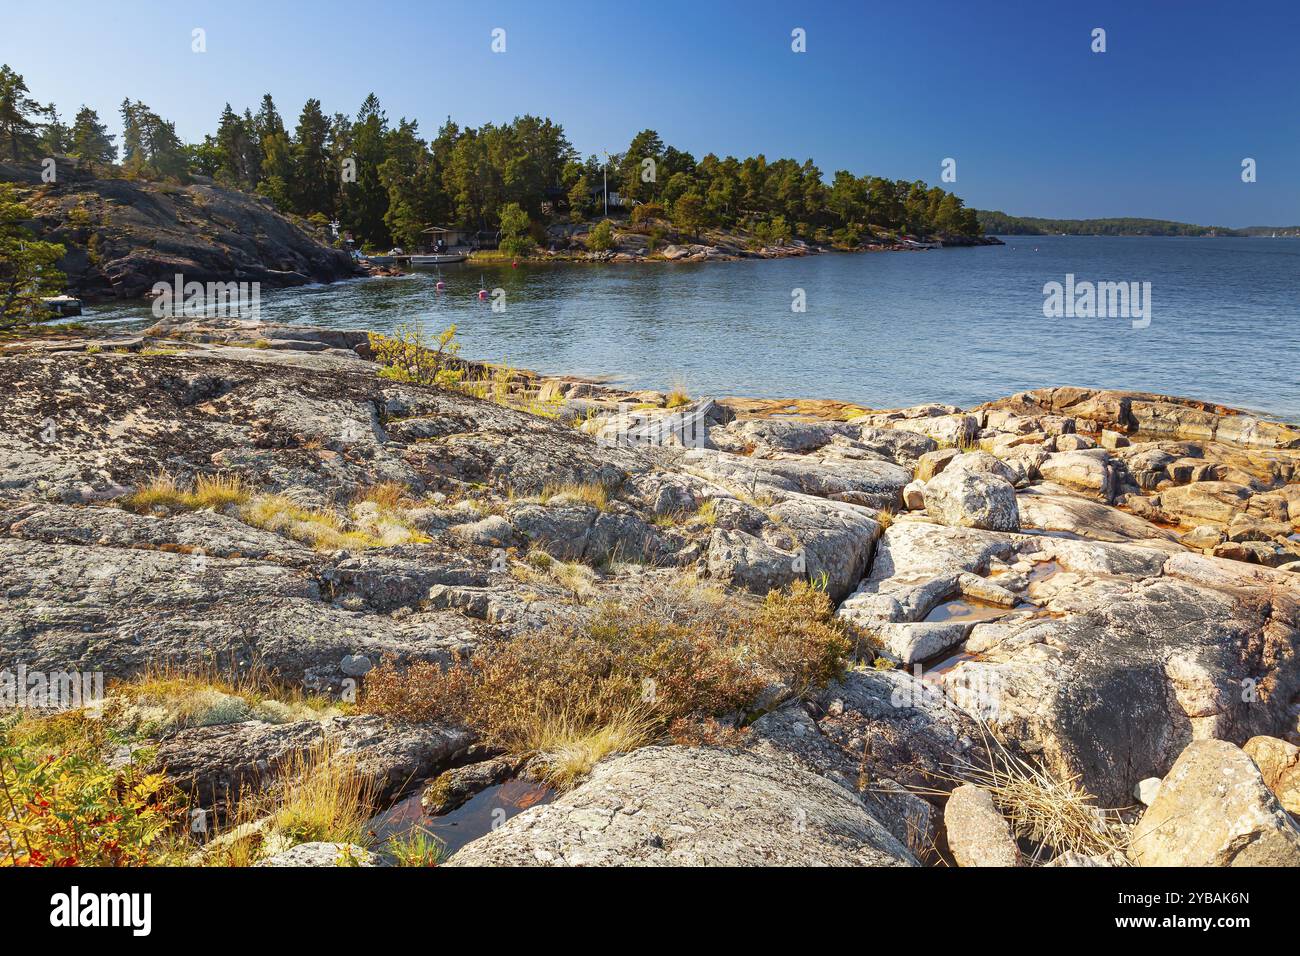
[0,64,983,249]
[977,210,1244,237]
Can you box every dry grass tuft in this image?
[124,472,251,512]
[241,494,375,550]
[537,480,612,511]
[528,707,656,789]
[347,483,430,547]
[924,726,1130,864]
[696,499,719,526]
[192,473,252,509]
[651,497,717,529]
[123,475,427,551]
[124,472,187,511]
[664,386,691,409]
[353,481,409,512]
[510,549,599,601]
[110,664,338,736]
[386,827,448,867]
[204,740,377,866]
[271,741,377,848]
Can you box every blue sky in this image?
[4,0,1297,225]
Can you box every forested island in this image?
[1,64,982,260]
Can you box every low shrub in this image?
[361,577,851,786]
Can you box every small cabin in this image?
[420,226,470,250]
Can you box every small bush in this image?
[369,324,463,388]
[630,202,665,225]
[586,220,616,252]
[0,716,184,867]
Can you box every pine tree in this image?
[0,182,66,327]
[0,65,48,161]
[68,106,117,164]
[290,98,333,216]
[40,109,69,155]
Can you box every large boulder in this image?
[1038,451,1118,502]
[1128,739,1300,866]
[1016,484,1178,545]
[706,494,880,602]
[943,785,1021,867]
[1156,481,1254,526]
[150,716,473,807]
[925,468,1020,532]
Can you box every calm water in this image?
[83,236,1300,420]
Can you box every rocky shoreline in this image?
[1,320,1297,867]
[516,221,1002,265]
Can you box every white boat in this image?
[43,295,83,317]
[408,252,468,265]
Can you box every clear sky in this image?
[4,0,1297,226]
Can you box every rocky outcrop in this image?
[2,158,361,301]
[981,387,1300,450]
[836,518,1300,805]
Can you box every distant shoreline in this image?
[977,210,1300,238]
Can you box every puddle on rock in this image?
[923,598,1013,624]
[920,651,977,683]
[1027,559,1062,583]
[369,779,555,857]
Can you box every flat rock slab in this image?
[254,842,378,867]
[446,745,918,867]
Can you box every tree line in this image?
[2,64,982,251]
